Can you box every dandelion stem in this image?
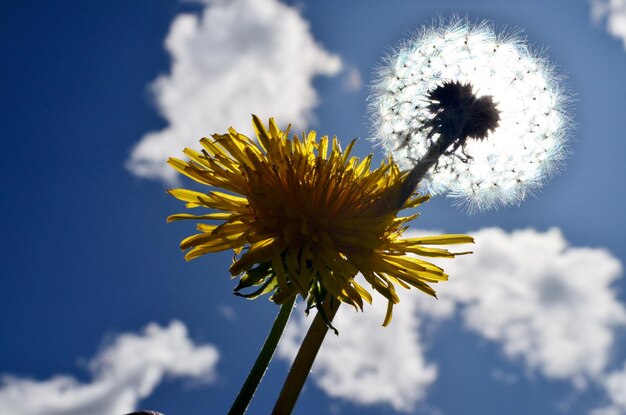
[398,135,449,207]
[229,295,297,415]
[272,300,341,414]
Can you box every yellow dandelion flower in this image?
[168,115,472,326]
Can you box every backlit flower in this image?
[168,116,472,325]
[370,18,570,211]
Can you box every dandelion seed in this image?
[167,116,472,326]
[370,18,570,211]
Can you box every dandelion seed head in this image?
[369,18,570,211]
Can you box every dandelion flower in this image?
[370,18,570,211]
[167,116,472,326]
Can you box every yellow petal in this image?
[229,238,280,276]
[166,213,234,223]
[402,234,475,245]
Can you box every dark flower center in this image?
[425,81,500,151]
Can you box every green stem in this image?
[272,300,341,414]
[229,295,297,415]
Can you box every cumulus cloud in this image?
[279,294,437,412]
[127,0,342,183]
[591,0,626,49]
[427,228,625,386]
[278,227,625,411]
[592,361,626,415]
[0,321,219,415]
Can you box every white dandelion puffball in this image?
[370,19,570,211]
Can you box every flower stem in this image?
[272,300,341,414]
[229,295,297,415]
[398,135,450,207]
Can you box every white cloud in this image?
[490,368,518,386]
[278,227,625,411]
[591,0,626,49]
[427,228,625,386]
[127,0,342,183]
[592,361,626,415]
[342,66,362,92]
[0,321,219,415]
[278,294,437,412]
[218,304,237,322]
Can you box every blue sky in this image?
[2,0,626,414]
